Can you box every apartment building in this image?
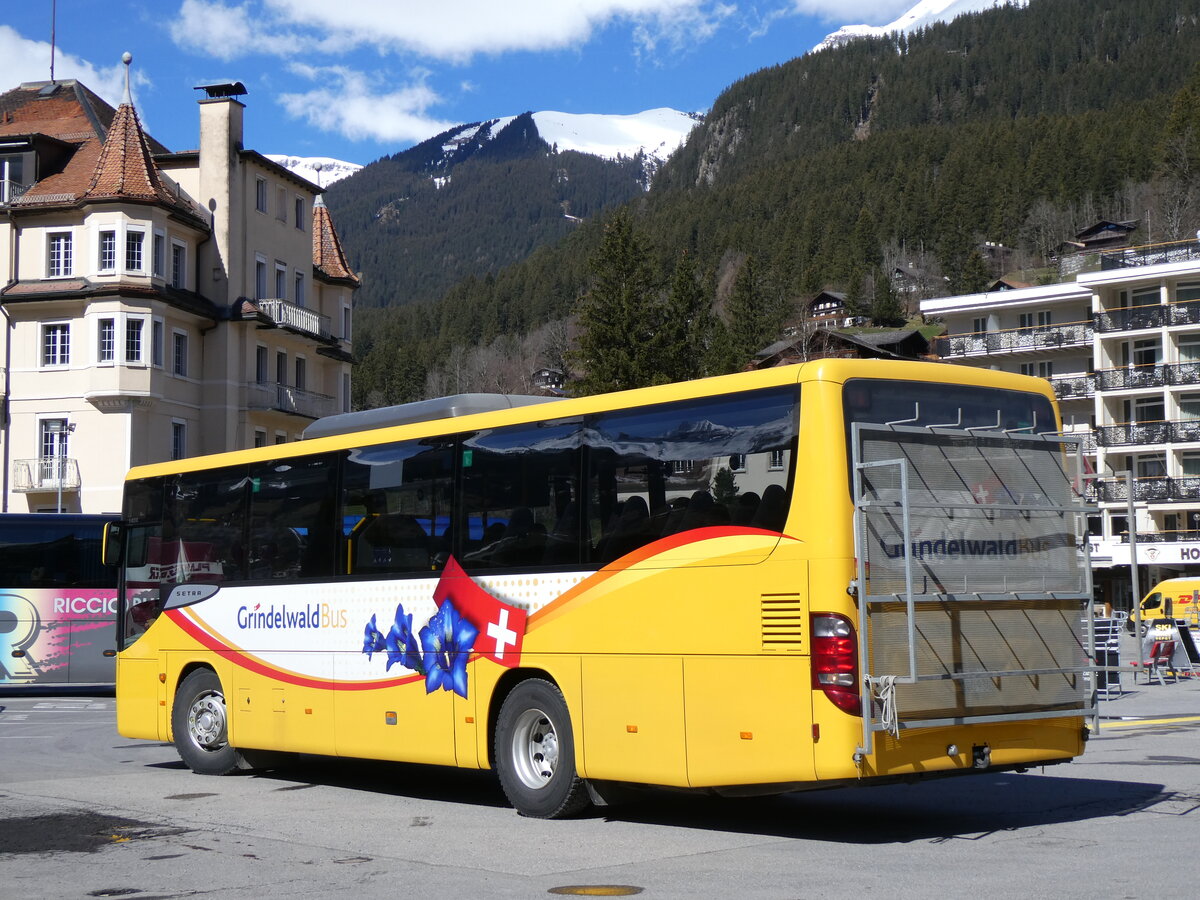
[0,73,357,514]
[922,241,1200,610]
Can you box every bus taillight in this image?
[811,613,861,716]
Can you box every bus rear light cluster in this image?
[811,613,861,716]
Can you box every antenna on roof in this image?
[122,52,132,105]
[313,161,324,188]
[49,0,57,83]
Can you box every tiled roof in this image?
[81,101,178,205]
[312,197,359,285]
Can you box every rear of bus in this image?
[804,361,1093,784]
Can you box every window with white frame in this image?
[1136,454,1166,478]
[254,428,267,448]
[1019,362,1035,376]
[1037,310,1053,330]
[125,318,144,363]
[1177,283,1200,302]
[42,323,70,366]
[255,257,267,299]
[1180,334,1200,362]
[1129,396,1164,424]
[47,232,72,277]
[768,449,785,471]
[294,271,305,307]
[173,331,188,377]
[98,230,116,272]
[125,229,144,271]
[1132,287,1159,308]
[275,262,287,300]
[342,304,351,340]
[971,316,987,335]
[152,319,164,367]
[1037,361,1054,379]
[171,241,186,289]
[1183,451,1200,476]
[98,318,115,363]
[40,418,70,468]
[1180,393,1200,421]
[153,232,165,277]
[255,177,267,213]
[274,431,287,445]
[1018,312,1034,330]
[171,421,187,460]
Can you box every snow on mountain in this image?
[815,0,1029,52]
[266,155,363,187]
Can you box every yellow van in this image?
[1134,578,1200,634]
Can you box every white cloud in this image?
[0,25,134,105]
[277,65,455,143]
[786,2,913,24]
[173,0,727,63]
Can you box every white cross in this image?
[486,608,518,660]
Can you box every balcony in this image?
[1094,306,1165,333]
[1095,364,1166,391]
[0,179,31,206]
[12,457,81,493]
[256,298,331,341]
[932,320,1093,358]
[247,382,336,419]
[1094,419,1200,446]
[1097,475,1200,504]
[1100,239,1200,271]
[1048,374,1095,400]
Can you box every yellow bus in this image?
[109,359,1095,817]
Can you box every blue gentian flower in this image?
[385,603,423,673]
[419,600,478,698]
[362,614,386,659]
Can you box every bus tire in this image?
[494,678,590,818]
[172,668,243,776]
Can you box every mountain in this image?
[816,0,1029,52]
[266,154,362,187]
[323,109,698,308]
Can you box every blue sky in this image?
[1,1,917,166]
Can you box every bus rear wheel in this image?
[495,679,590,818]
[172,668,243,775]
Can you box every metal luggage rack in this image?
[850,411,1098,759]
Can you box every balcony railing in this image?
[1048,374,1096,400]
[0,179,31,205]
[11,457,81,492]
[1100,239,1200,271]
[1093,419,1200,446]
[1094,306,1165,333]
[247,382,336,419]
[1095,364,1166,391]
[1097,475,1200,504]
[932,320,1093,358]
[256,298,331,341]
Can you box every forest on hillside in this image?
[349,0,1200,408]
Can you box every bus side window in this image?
[249,454,339,580]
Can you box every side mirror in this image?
[101,521,123,567]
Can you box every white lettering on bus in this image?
[52,596,119,615]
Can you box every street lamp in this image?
[46,420,75,514]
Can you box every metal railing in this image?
[1094,306,1165,333]
[247,382,336,419]
[0,179,30,205]
[1048,374,1096,399]
[932,320,1092,357]
[256,298,331,341]
[11,457,81,492]
[1100,239,1200,270]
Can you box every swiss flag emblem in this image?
[433,556,527,668]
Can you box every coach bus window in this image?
[342,440,453,576]
[587,387,799,562]
[163,467,249,584]
[460,421,583,571]
[248,454,338,580]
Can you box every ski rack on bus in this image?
[850,415,1098,761]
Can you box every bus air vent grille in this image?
[761,594,804,651]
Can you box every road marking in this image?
[1099,715,1200,729]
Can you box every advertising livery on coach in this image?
[107,359,1096,817]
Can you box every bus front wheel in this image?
[172,668,243,775]
[494,679,590,818]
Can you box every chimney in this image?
[194,81,248,304]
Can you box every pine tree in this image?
[569,211,661,395]
[658,251,715,383]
